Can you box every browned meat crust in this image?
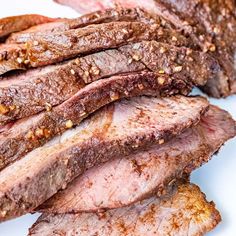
[0,40,218,123]
[0,18,190,75]
[29,183,221,236]
[0,14,55,39]
[7,8,165,44]
[0,96,208,221]
[38,105,236,213]
[0,71,201,170]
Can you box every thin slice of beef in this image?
[38,105,236,213]
[0,40,219,123]
[0,14,55,39]
[0,95,208,221]
[7,8,164,44]
[29,183,221,236]
[0,21,190,75]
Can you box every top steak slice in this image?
[38,105,236,213]
[60,1,236,97]
[0,95,208,221]
[153,0,236,97]
[0,14,55,39]
[29,183,221,236]
[0,40,218,123]
[7,8,165,44]
[0,71,200,170]
[0,21,189,75]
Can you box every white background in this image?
[0,1,235,235]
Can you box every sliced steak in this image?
[29,183,221,236]
[0,40,218,123]
[0,14,55,39]
[7,8,164,44]
[0,71,200,170]
[0,21,189,75]
[0,95,208,221]
[153,0,236,97]
[38,105,236,213]
[61,1,236,97]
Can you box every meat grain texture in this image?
[39,105,236,213]
[0,96,208,221]
[29,183,221,236]
[55,0,236,97]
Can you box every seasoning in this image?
[90,66,100,75]
[172,36,177,42]
[158,69,165,74]
[158,139,165,145]
[173,66,183,73]
[160,47,167,54]
[35,128,44,138]
[33,40,39,46]
[45,102,52,112]
[0,104,9,114]
[138,83,144,90]
[209,44,216,52]
[128,58,133,64]
[122,28,128,34]
[157,77,165,85]
[132,54,141,61]
[110,92,119,101]
[65,120,73,129]
[43,128,51,138]
[70,69,75,75]
[16,57,23,64]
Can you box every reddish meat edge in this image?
[0,71,195,170]
[6,8,164,44]
[0,14,55,39]
[0,40,218,123]
[0,95,208,221]
[38,105,236,213]
[29,182,221,236]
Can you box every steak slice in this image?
[153,0,236,97]
[60,1,236,97]
[0,96,208,221]
[7,8,164,44]
[0,21,189,75]
[0,71,199,170]
[0,14,55,39]
[38,105,236,213]
[0,40,218,123]
[29,183,221,236]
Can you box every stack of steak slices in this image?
[55,0,236,97]
[0,6,235,236]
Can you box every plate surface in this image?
[0,1,235,235]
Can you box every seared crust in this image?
[0,40,218,123]
[0,14,54,39]
[29,183,222,236]
[7,8,164,43]
[38,105,236,213]
[0,95,208,221]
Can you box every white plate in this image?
[0,1,235,235]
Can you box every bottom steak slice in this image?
[38,105,236,213]
[29,182,221,236]
[0,95,208,221]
